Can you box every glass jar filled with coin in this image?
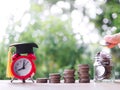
[94,51,114,82]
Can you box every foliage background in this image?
[0,0,120,80]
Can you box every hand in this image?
[23,60,25,69]
[17,60,28,71]
[17,60,25,71]
[23,60,28,69]
[17,67,23,71]
[104,34,120,48]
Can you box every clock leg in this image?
[31,78,34,83]
[11,78,15,83]
[29,77,34,83]
[22,79,26,83]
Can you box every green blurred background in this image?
[0,0,120,80]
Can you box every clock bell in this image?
[6,42,38,83]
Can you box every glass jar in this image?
[94,51,114,82]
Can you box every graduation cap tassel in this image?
[6,47,14,78]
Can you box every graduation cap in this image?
[9,42,38,54]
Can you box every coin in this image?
[49,79,60,83]
[79,74,90,79]
[64,78,75,83]
[36,78,48,83]
[79,79,90,83]
[105,65,112,73]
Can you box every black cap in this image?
[9,42,38,54]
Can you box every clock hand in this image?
[25,62,28,66]
[17,60,25,71]
[23,60,29,68]
[17,60,26,71]
[17,67,23,71]
[23,60,26,69]
[21,60,24,68]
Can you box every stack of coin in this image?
[36,78,48,83]
[78,64,90,83]
[49,73,61,83]
[63,69,75,83]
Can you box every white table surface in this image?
[0,80,120,90]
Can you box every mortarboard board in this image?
[9,42,38,54]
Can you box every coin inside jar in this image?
[95,66,105,78]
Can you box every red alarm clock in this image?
[9,43,38,83]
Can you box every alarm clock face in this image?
[11,56,35,80]
[14,58,32,76]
